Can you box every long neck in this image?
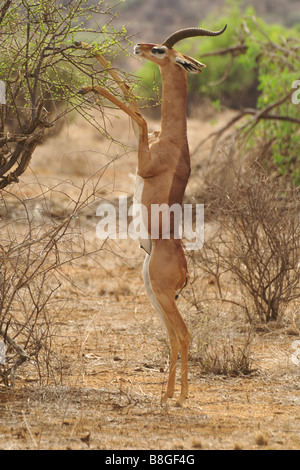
[159,64,188,140]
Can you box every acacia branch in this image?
[192,90,299,156]
[75,41,139,111]
[201,44,248,58]
[0,1,130,190]
[243,107,300,125]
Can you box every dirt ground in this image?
[0,111,299,450]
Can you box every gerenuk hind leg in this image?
[146,239,190,406]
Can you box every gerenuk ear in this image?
[174,54,206,74]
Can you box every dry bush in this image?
[187,302,255,376]
[0,176,107,388]
[189,147,300,325]
[179,248,255,377]
[178,145,299,375]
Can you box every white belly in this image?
[143,254,166,328]
[134,173,144,205]
[134,174,151,254]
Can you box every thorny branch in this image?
[0,0,132,189]
[192,89,300,157]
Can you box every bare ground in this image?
[0,111,299,450]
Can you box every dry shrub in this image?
[0,177,106,388]
[179,260,255,376]
[191,147,300,324]
[179,144,299,375]
[188,306,254,376]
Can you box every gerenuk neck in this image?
[159,63,188,142]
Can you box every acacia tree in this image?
[0,0,130,189]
